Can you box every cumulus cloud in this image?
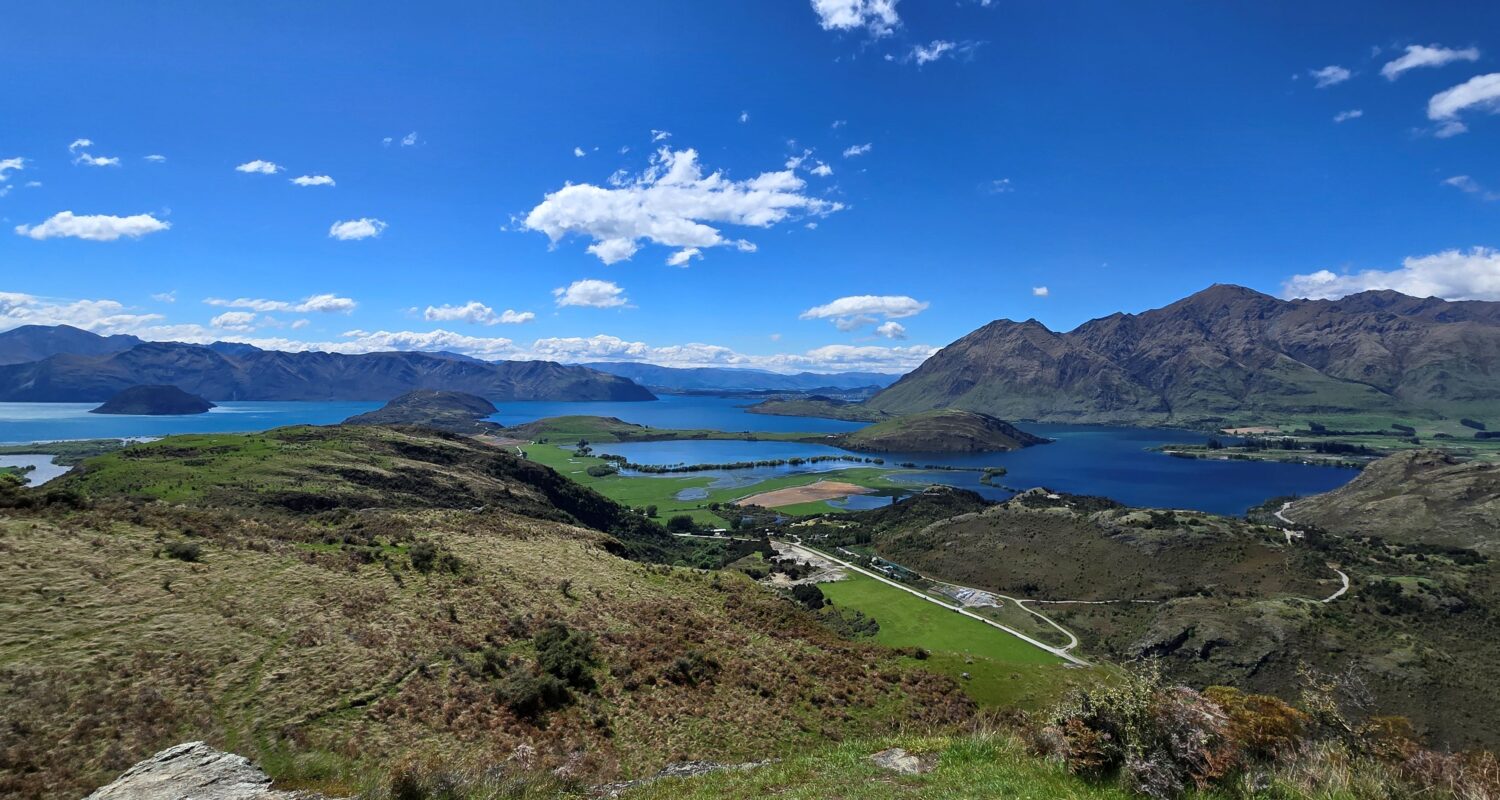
[235,159,282,174]
[810,162,833,177]
[15,211,170,242]
[875,320,906,339]
[1333,109,1364,123]
[842,143,872,158]
[666,247,702,267]
[553,279,629,308]
[801,294,928,322]
[68,139,92,153]
[527,334,934,372]
[810,0,899,36]
[423,301,535,325]
[74,153,120,167]
[0,157,24,180]
[291,174,335,187]
[1032,286,1050,297]
[1427,73,1500,136]
[1443,175,1499,201]
[204,294,357,313]
[573,147,586,157]
[523,146,843,264]
[0,291,166,334]
[401,131,419,146]
[1381,44,1480,81]
[328,218,387,240]
[1281,247,1500,301]
[1309,65,1352,88]
[210,311,259,331]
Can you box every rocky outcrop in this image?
[84,742,335,800]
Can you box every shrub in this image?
[409,540,438,572]
[495,664,570,719]
[1203,686,1307,760]
[534,621,596,691]
[664,649,720,686]
[665,514,696,533]
[585,464,617,477]
[645,504,658,517]
[790,583,826,610]
[1460,418,1487,431]
[163,540,202,562]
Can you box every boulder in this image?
[85,742,332,800]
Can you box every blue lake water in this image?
[0,401,381,444]
[0,395,1358,515]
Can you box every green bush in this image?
[585,464,617,477]
[534,621,597,690]
[164,540,202,562]
[495,664,570,719]
[666,514,696,533]
[790,583,826,610]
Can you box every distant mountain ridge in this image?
[0,331,655,403]
[580,362,899,392]
[867,285,1500,425]
[0,324,143,366]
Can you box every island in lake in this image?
[342,390,504,435]
[90,385,216,416]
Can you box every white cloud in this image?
[0,157,24,180]
[382,136,394,147]
[67,138,92,153]
[328,218,387,240]
[573,147,586,157]
[235,160,282,174]
[401,131,419,147]
[907,40,966,65]
[1333,109,1364,123]
[842,142,872,158]
[739,111,750,123]
[1381,44,1480,81]
[651,129,671,142]
[73,153,120,167]
[810,0,899,37]
[144,154,167,163]
[423,301,535,325]
[985,178,1013,194]
[0,292,165,335]
[291,174,335,187]
[1309,65,1352,88]
[523,146,843,264]
[1427,73,1500,136]
[1281,247,1500,301]
[204,294,357,314]
[801,294,928,322]
[875,320,906,339]
[151,291,177,303]
[528,334,934,372]
[290,319,310,329]
[15,211,170,242]
[210,311,259,331]
[1442,175,1499,201]
[831,120,847,129]
[666,247,702,267]
[1032,286,1050,297]
[553,279,629,308]
[24,181,41,188]
[811,162,833,177]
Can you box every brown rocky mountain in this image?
[866,285,1500,425]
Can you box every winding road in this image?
[1274,501,1351,604]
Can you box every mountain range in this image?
[867,284,1500,425]
[580,362,898,392]
[0,330,655,403]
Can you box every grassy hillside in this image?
[0,427,973,798]
[832,409,1048,453]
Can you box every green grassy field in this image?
[818,573,1095,709]
[526,443,913,525]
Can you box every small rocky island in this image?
[343,390,503,434]
[831,409,1048,453]
[89,385,216,415]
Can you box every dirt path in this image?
[1274,502,1349,603]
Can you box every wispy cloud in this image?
[291,174,335,187]
[1333,109,1364,123]
[1309,65,1352,88]
[1443,175,1499,201]
[842,142,872,158]
[144,154,167,163]
[1381,44,1480,81]
[15,211,170,242]
[810,0,899,37]
[204,294,357,313]
[1427,73,1500,137]
[0,157,24,180]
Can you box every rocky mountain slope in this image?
[1286,449,1500,550]
[581,363,899,392]
[0,339,655,402]
[90,384,216,415]
[832,410,1048,453]
[866,285,1500,425]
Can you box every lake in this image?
[0,455,71,486]
[0,395,1357,515]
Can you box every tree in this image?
[645,504,658,518]
[790,583,826,610]
[666,514,695,533]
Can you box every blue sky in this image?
[2,1,1498,372]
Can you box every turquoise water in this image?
[0,401,381,444]
[0,395,1358,515]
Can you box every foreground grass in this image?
[819,574,1100,710]
[620,733,1144,800]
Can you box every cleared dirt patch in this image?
[737,480,872,508]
